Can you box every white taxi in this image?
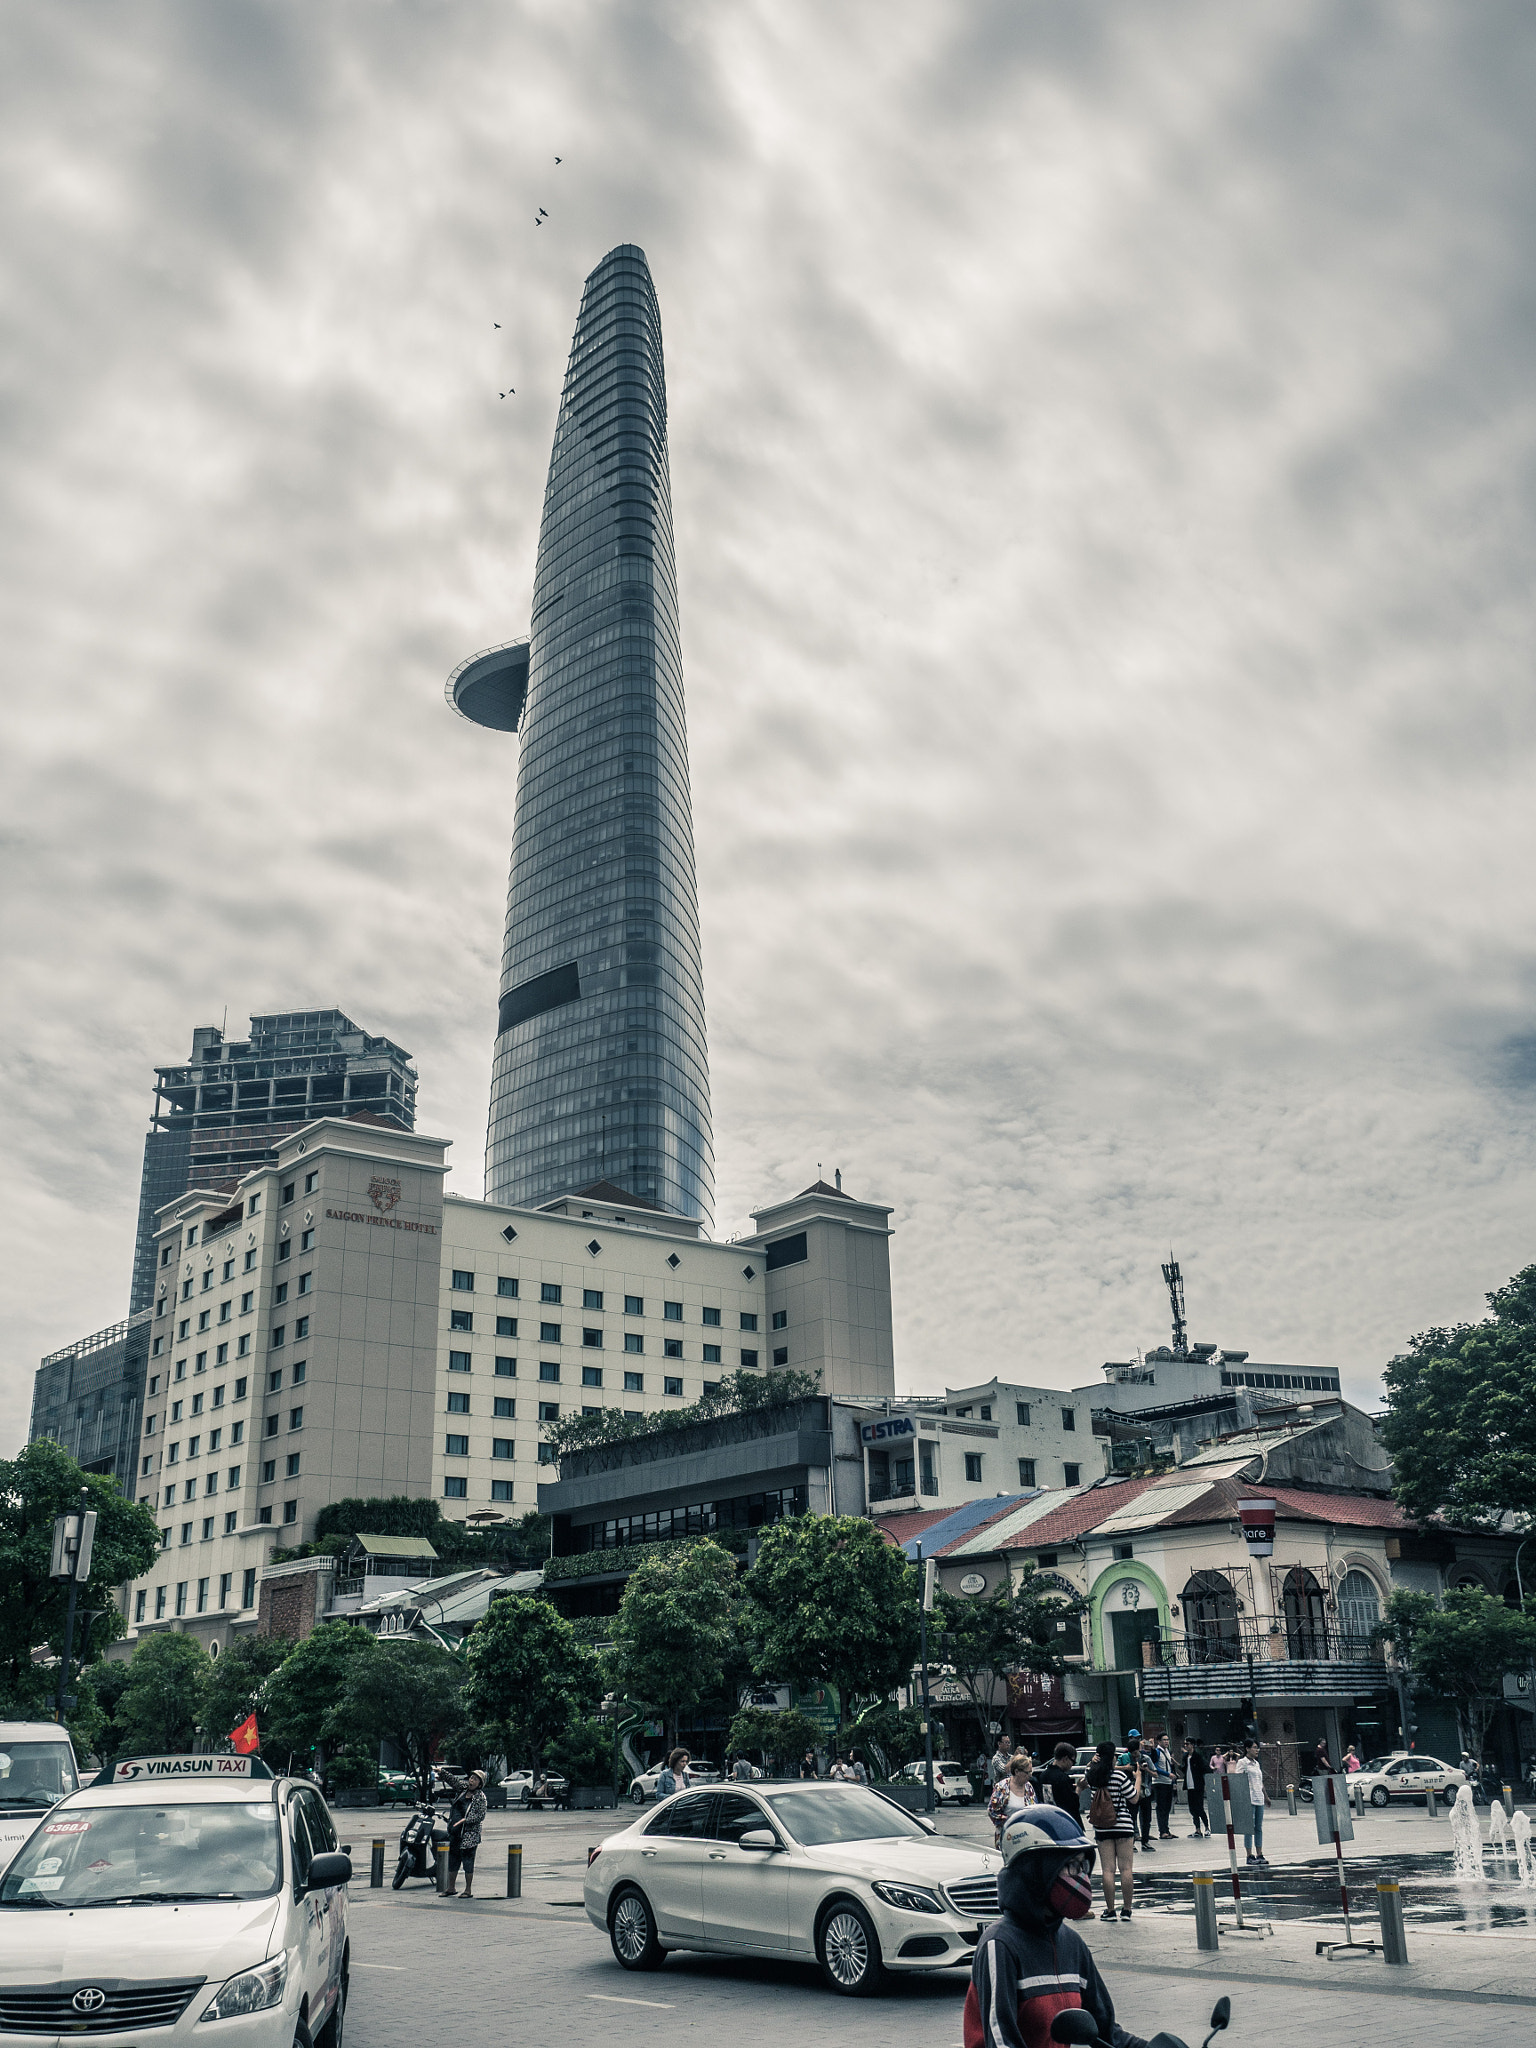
[0,1724,82,1872]
[0,1755,351,2048]
[1352,1753,1468,1807]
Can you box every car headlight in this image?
[200,1953,291,2021]
[871,1880,945,1915]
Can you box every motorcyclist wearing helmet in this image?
[964,1805,1149,2048]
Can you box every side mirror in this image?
[917,1814,938,1835]
[1209,1998,1231,2031]
[1050,2013,1103,2046]
[738,1829,781,1852]
[306,1852,353,1892]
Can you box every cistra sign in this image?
[1237,1498,1277,1558]
[860,1416,917,1446]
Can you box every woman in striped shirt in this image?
[1083,1739,1141,1921]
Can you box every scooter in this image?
[391,1796,449,1890]
[1053,1993,1231,2048]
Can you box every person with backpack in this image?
[988,1754,1037,1846]
[1084,1739,1141,1920]
[1035,1741,1083,1823]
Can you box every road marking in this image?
[586,1993,676,2009]
[352,1964,408,1971]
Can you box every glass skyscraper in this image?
[450,245,714,1224]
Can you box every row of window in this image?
[584,1486,810,1550]
[959,1453,1081,1487]
[948,1401,1075,1431]
[160,1497,297,1547]
[448,1271,782,1331]
[134,1566,258,1621]
[443,1477,515,1501]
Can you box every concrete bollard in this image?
[1376,1879,1409,1965]
[507,1842,523,1899]
[1192,1873,1220,1953]
[369,1838,385,1888]
[1286,1784,1297,1817]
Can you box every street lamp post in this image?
[51,1488,97,1723]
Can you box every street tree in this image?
[0,1441,161,1714]
[339,1638,469,1798]
[200,1636,291,1752]
[741,1515,921,1740]
[260,1623,376,1767]
[115,1633,209,1753]
[1381,1265,1536,1527]
[724,1704,822,1775]
[605,1540,738,1749]
[936,1567,1084,1732]
[1383,1587,1536,1762]
[463,1595,601,1774]
[845,1701,939,1778]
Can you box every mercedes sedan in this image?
[584,1783,1001,1995]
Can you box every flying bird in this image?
[494,322,501,328]
[500,389,515,398]
[538,208,548,218]
[535,216,543,225]
[555,156,562,164]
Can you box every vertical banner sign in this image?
[1236,1500,1277,1559]
[1215,1772,1254,1929]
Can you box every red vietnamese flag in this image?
[230,1713,260,1756]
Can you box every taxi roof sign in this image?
[105,1754,274,1784]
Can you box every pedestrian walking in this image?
[1181,1737,1209,1837]
[1239,1738,1268,1866]
[1035,1741,1083,1823]
[731,1753,753,1782]
[443,1769,487,1899]
[989,1755,1037,1846]
[655,1747,690,1798]
[988,1735,1014,1785]
[1148,1732,1176,1840]
[1084,1740,1141,1920]
[1343,1744,1362,1774]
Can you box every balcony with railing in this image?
[1139,1622,1389,1701]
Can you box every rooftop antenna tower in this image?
[1161,1255,1188,1359]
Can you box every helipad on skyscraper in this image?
[449,245,714,1225]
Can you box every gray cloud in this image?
[3,0,1534,1442]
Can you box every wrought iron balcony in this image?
[1137,1625,1389,1702]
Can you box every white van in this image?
[0,1755,350,2048]
[0,1721,81,1871]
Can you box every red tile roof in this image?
[1263,1486,1414,1529]
[986,1477,1163,1554]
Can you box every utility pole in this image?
[50,1488,98,1723]
[918,1549,936,1814]
[1161,1256,1189,1359]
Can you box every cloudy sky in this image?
[4,0,1535,1446]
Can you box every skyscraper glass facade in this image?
[474,245,714,1224]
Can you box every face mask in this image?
[1047,1866,1095,1920]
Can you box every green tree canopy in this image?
[1381,1265,1536,1526]
[725,1704,823,1775]
[115,1634,209,1753]
[845,1701,940,1778]
[339,1638,468,1799]
[936,1567,1084,1727]
[605,1540,738,1748]
[741,1515,921,1736]
[463,1594,601,1772]
[1382,1586,1536,1760]
[545,1716,616,1790]
[76,1659,135,1763]
[0,1442,161,1714]
[200,1637,291,1753]
[260,1623,377,1764]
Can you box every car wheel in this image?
[632,1784,647,1805]
[293,2018,313,2048]
[1439,1788,1456,1806]
[609,1887,667,1971]
[818,1900,884,1996]
[1370,1786,1390,1807]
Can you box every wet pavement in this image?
[1134,1845,1536,1931]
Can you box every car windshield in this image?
[764,1787,932,1846]
[0,1744,78,1810]
[1362,1758,1397,1773]
[0,1802,281,1907]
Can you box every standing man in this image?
[1036,1741,1083,1822]
[1148,1731,1176,1841]
[1181,1737,1209,1838]
[989,1734,1014,1785]
[1119,1730,1155,1850]
[1239,1738,1269,1866]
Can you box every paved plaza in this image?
[339,1797,1536,2048]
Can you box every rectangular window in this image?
[179,1525,191,1548]
[541,1282,562,1304]
[447,1390,470,1414]
[740,1312,759,1331]
[202,1270,214,1293]
[152,1336,164,1356]
[740,1349,758,1368]
[222,1259,234,1282]
[281,1181,295,1205]
[583,1289,603,1310]
[624,1333,643,1354]
[166,1442,179,1464]
[1016,1402,1031,1427]
[1064,1462,1081,1487]
[663,1300,682,1321]
[450,1309,473,1332]
[146,1414,158,1437]
[582,1365,602,1387]
[237,1334,251,1356]
[175,1581,188,1614]
[624,1294,643,1316]
[265,1416,279,1439]
[289,1407,303,1430]
[300,1228,314,1252]
[664,1339,683,1359]
[495,1356,516,1377]
[291,1361,305,1385]
[702,1306,721,1326]
[452,1270,475,1291]
[490,1480,514,1502]
[243,1251,256,1272]
[262,1460,276,1483]
[178,1321,189,1340]
[225,1508,238,1531]
[771,1310,787,1330]
[274,1283,288,1306]
[234,1377,247,1400]
[141,1456,153,1477]
[582,1328,602,1348]
[664,1375,683,1397]
[1018,1457,1037,1487]
[181,1281,192,1302]
[134,1590,147,1622]
[219,1572,232,1608]
[964,1452,983,1482]
[271,1325,285,1348]
[538,1444,557,1464]
[445,1434,469,1457]
[537,1401,559,1422]
[773,1347,788,1367]
[172,1399,184,1421]
[204,1473,217,1496]
[980,1405,992,1421]
[540,1322,561,1344]
[702,1381,720,1397]
[218,1304,231,1325]
[192,1392,204,1416]
[242,1568,257,1607]
[248,1195,260,1215]
[702,1343,721,1363]
[538,1361,559,1382]
[215,1341,229,1363]
[297,1272,311,1295]
[231,1421,245,1447]
[282,1501,297,1525]
[1061,1407,1075,1431]
[496,1316,516,1337]
[155,1587,167,1618]
[449,1350,472,1372]
[1113,1542,1134,1561]
[623,1370,643,1392]
[444,1476,467,1499]
[200,1516,213,1538]
[294,1317,308,1340]
[493,1396,515,1418]
[492,1439,514,1460]
[227,1465,241,1487]
[304,1170,318,1194]
[183,1479,196,1501]
[498,1276,518,1298]
[286,1453,301,1477]
[277,1240,291,1263]
[196,1577,209,1614]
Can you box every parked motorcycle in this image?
[1053,1993,1231,2048]
[391,1796,449,1890]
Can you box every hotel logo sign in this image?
[368,1177,402,1213]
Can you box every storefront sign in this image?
[860,1416,916,1445]
[1238,1498,1277,1558]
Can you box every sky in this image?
[4,0,1536,1449]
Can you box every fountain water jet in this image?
[1488,1799,1510,1871]
[1512,1808,1534,1888]
[1449,1783,1484,1880]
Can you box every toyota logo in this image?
[72,1990,107,2014]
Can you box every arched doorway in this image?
[1182,1571,1240,1663]
[1283,1567,1327,1658]
[1336,1569,1380,1655]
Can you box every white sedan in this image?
[1352,1754,1468,1807]
[629,1764,720,1803]
[897,1759,973,1804]
[500,1769,570,1804]
[586,1782,1001,1995]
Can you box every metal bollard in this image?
[1504,1784,1515,1816]
[369,1838,385,1888]
[1423,1790,1441,1822]
[1286,1784,1297,1817]
[507,1842,523,1899]
[1352,1782,1365,1820]
[1192,1873,1220,1953]
[1377,1879,1409,1965]
[435,1841,449,1894]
